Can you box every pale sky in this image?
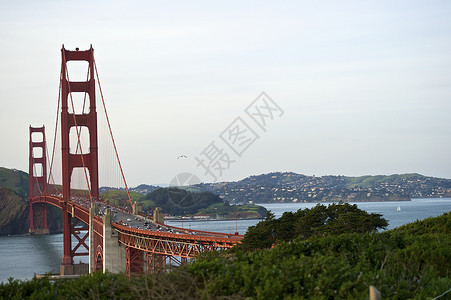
[1,1,450,187]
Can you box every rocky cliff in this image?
[0,187,29,235]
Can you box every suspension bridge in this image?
[28,45,243,276]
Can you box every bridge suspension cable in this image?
[92,49,133,210]
[31,156,44,195]
[47,45,133,211]
[47,71,63,195]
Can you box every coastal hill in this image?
[195,172,451,204]
[0,187,29,235]
[0,167,62,235]
[0,167,28,197]
[0,167,31,235]
[101,187,268,219]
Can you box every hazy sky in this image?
[1,1,450,187]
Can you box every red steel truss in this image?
[117,224,240,275]
[126,247,144,275]
[114,224,240,257]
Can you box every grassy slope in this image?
[0,167,29,197]
[344,173,425,188]
[197,203,267,219]
[100,190,144,208]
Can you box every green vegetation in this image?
[0,167,28,197]
[197,203,267,219]
[344,173,426,189]
[184,215,451,299]
[98,187,267,219]
[138,187,267,218]
[239,202,388,250]
[0,270,205,300]
[100,190,144,208]
[142,187,224,215]
[1,211,450,299]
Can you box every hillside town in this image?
[195,172,451,204]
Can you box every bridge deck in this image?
[31,195,243,246]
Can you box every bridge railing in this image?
[134,210,244,239]
[31,194,243,243]
[112,223,242,244]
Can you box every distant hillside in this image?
[99,185,160,202]
[131,184,160,195]
[100,190,144,209]
[140,187,267,219]
[0,167,64,235]
[0,167,31,235]
[0,167,28,197]
[195,172,451,204]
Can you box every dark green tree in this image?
[142,187,223,215]
[240,211,277,250]
[240,202,388,250]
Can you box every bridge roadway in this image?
[69,195,242,240]
[30,193,243,272]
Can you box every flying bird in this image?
[177,155,188,159]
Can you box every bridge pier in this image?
[60,204,90,275]
[89,202,95,273]
[61,203,72,273]
[145,253,172,273]
[153,207,164,224]
[102,209,126,273]
[61,208,90,275]
[29,202,49,235]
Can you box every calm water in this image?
[1,198,449,282]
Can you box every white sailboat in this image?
[397,205,401,212]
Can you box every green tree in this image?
[240,212,277,250]
[240,202,388,250]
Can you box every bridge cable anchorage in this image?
[47,71,63,195]
[61,49,93,203]
[92,50,133,211]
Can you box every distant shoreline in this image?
[165,217,264,222]
[240,199,412,205]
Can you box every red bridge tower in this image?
[60,45,99,270]
[28,126,49,234]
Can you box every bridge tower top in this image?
[60,45,99,202]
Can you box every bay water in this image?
[1,198,449,282]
